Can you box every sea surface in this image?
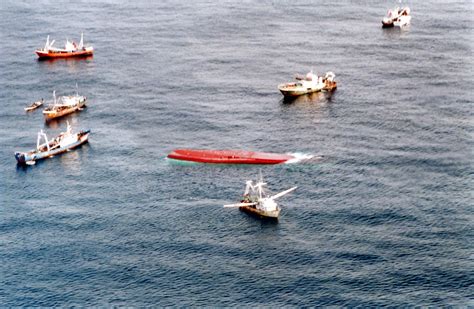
[0,0,473,306]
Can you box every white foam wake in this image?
[285,152,320,164]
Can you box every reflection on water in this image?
[58,143,90,174]
[382,25,411,39]
[44,112,84,129]
[37,56,94,73]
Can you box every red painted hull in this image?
[35,50,93,59]
[167,149,294,164]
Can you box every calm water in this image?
[0,0,473,306]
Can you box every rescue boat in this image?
[278,71,337,98]
[167,149,295,164]
[35,33,94,59]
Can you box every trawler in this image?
[382,7,411,28]
[35,33,94,59]
[43,90,87,120]
[224,175,297,219]
[278,71,337,98]
[15,122,90,165]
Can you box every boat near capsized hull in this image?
[224,175,297,220]
[15,122,90,165]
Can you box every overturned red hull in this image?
[167,149,294,164]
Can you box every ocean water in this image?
[0,0,472,306]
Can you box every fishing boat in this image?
[224,175,297,219]
[382,7,411,28]
[43,90,87,120]
[15,122,90,165]
[35,33,94,59]
[24,99,44,112]
[167,149,295,164]
[278,71,337,98]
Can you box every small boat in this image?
[43,90,87,120]
[224,175,297,220]
[278,71,337,98]
[24,99,44,112]
[15,121,90,165]
[382,7,411,28]
[167,149,295,164]
[35,33,94,59]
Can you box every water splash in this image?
[285,152,324,164]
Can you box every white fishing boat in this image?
[382,6,411,28]
[43,89,87,120]
[15,121,90,165]
[224,175,297,219]
[278,71,337,98]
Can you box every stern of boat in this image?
[15,152,27,164]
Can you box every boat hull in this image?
[239,205,280,219]
[167,149,294,164]
[279,86,323,98]
[15,132,90,164]
[24,102,43,111]
[43,100,86,120]
[36,49,93,59]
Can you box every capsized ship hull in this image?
[167,149,295,164]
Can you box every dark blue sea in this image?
[0,0,472,306]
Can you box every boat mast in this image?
[79,33,84,49]
[37,130,50,151]
[44,35,50,50]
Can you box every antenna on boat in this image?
[75,83,79,96]
[44,35,50,50]
[79,33,84,49]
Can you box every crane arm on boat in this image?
[224,202,258,208]
[269,186,298,200]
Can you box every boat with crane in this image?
[224,175,297,219]
[14,121,90,165]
